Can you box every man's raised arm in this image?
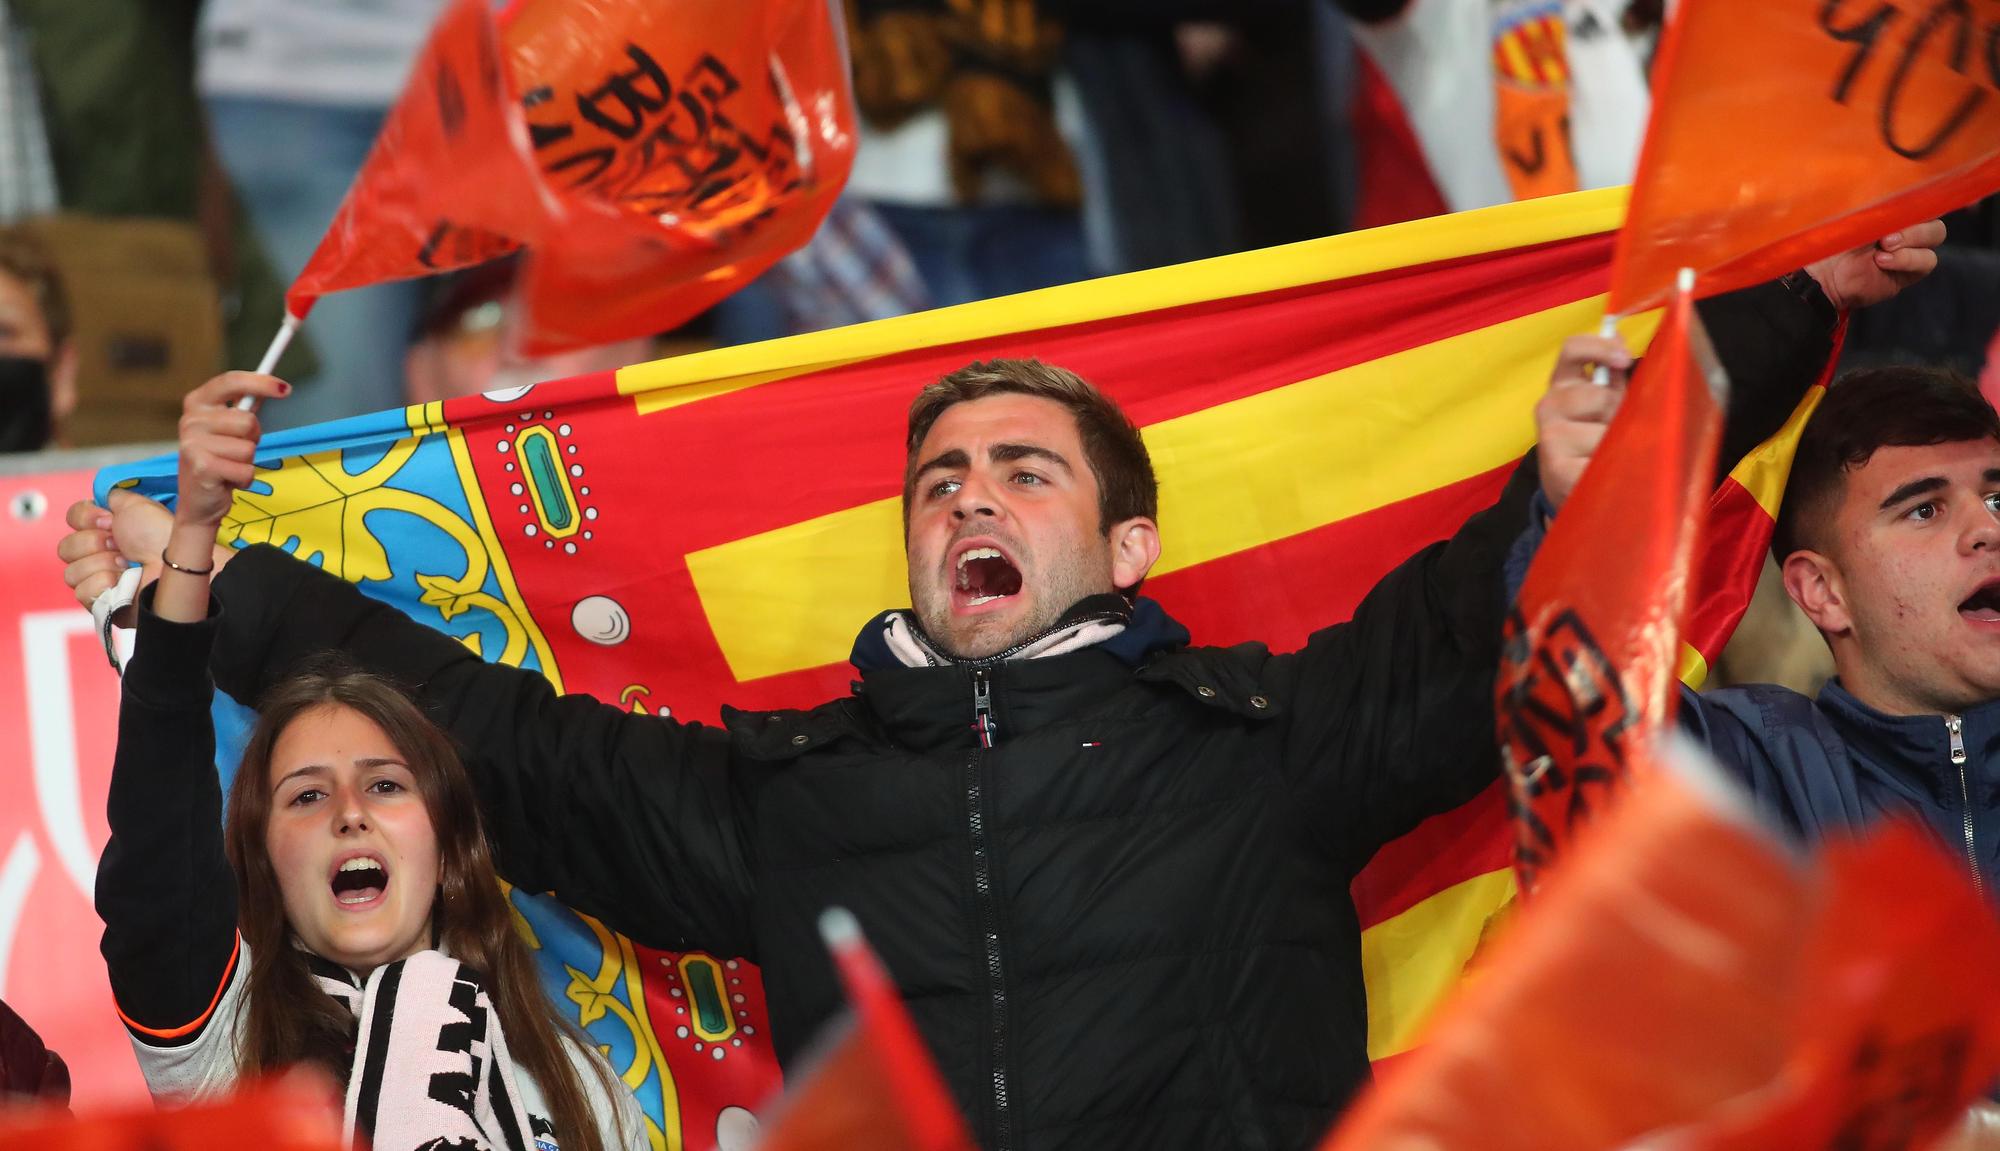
[1271,234,1936,873]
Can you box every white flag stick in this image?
[236,312,303,411]
[1590,314,1620,387]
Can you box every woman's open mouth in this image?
[330,855,389,908]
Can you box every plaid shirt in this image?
[762,197,930,333]
[0,2,57,221]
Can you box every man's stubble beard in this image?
[910,540,1113,661]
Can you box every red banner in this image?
[1609,0,2000,314]
[0,466,145,1109]
[1497,280,1725,893]
[291,0,856,353]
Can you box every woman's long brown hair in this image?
[222,661,617,1151]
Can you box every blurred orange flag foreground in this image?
[756,912,979,1151]
[1322,741,2000,1151]
[289,0,855,353]
[1498,277,1725,894]
[0,1076,342,1151]
[1608,0,2000,314]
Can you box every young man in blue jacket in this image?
[1534,328,2000,894]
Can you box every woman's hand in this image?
[174,372,287,532]
[57,490,170,614]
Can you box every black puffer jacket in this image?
[206,455,1529,1151]
[204,280,1835,1151]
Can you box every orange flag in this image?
[1498,275,1726,893]
[289,0,855,353]
[1321,745,2000,1151]
[0,1076,344,1151]
[1608,0,2000,314]
[755,911,979,1151]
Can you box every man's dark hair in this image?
[1773,365,2000,560]
[903,358,1157,533]
[0,226,71,349]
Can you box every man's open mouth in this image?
[954,545,1022,607]
[330,855,389,907]
[1959,578,2000,623]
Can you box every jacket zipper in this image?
[966,668,1011,1149]
[1949,714,1983,899]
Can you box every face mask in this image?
[0,355,51,453]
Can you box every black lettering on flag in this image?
[1879,0,1991,159]
[1820,0,1902,103]
[416,220,519,270]
[1828,1028,1971,1151]
[1498,607,1636,891]
[1816,0,2000,159]
[437,57,467,138]
[519,45,804,239]
[577,44,674,140]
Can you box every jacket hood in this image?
[849,594,1190,673]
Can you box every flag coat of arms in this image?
[101,186,1761,1147]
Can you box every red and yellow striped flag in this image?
[100,184,1812,1140]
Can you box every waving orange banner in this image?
[1609,0,2000,314]
[290,0,855,353]
[1497,278,1725,893]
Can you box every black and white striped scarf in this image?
[312,950,538,1151]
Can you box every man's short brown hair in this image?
[0,226,71,348]
[903,358,1157,533]
[1774,365,2000,560]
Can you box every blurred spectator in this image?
[1334,0,1658,221]
[404,261,669,405]
[710,196,932,347]
[197,0,443,428]
[8,0,305,387]
[0,223,73,451]
[0,1,57,221]
[844,0,1094,307]
[1171,10,1343,250]
[1056,6,1242,278]
[0,997,70,1112]
[715,0,1249,347]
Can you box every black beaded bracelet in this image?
[161,552,215,577]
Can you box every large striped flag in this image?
[96,185,1791,1144]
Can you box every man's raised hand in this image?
[1805,219,1947,311]
[1535,334,1633,513]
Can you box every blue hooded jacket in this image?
[1510,489,2000,894]
[1681,680,2000,896]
